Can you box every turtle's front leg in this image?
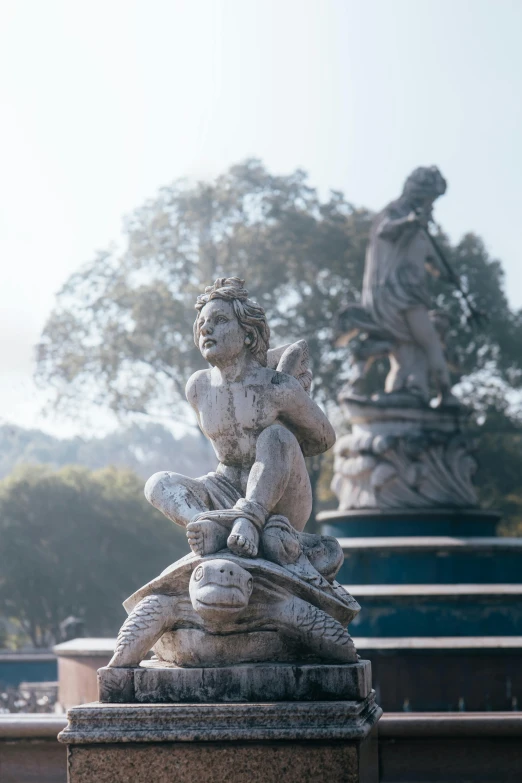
[108,594,178,668]
[277,597,358,664]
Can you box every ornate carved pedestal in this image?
[58,662,381,783]
[332,395,478,511]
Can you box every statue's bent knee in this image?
[144,471,188,511]
[144,471,171,507]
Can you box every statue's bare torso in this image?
[187,364,332,483]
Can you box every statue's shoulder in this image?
[381,200,409,225]
[247,366,297,399]
[265,369,305,401]
[185,368,211,405]
[251,364,288,385]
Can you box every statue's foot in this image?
[186,519,229,556]
[301,533,344,582]
[227,518,259,558]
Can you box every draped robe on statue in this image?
[361,205,435,399]
[362,208,432,341]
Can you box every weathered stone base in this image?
[59,696,381,783]
[66,737,377,783]
[60,694,380,742]
[98,660,372,703]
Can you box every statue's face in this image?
[197,299,248,365]
[189,559,253,622]
[406,187,439,213]
[414,193,436,210]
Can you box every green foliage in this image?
[471,404,522,532]
[0,464,189,646]
[429,232,522,410]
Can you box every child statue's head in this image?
[194,277,270,366]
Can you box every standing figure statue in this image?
[145,277,341,581]
[331,168,481,512]
[339,166,459,406]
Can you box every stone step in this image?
[319,508,500,538]
[337,537,522,584]
[353,636,522,712]
[379,712,522,782]
[346,584,522,637]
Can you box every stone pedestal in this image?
[97,659,372,703]
[58,662,381,783]
[332,396,477,511]
[60,697,380,783]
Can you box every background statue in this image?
[333,169,481,511]
[338,166,460,407]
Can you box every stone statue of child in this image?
[145,277,338,576]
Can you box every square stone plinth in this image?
[67,739,377,783]
[98,660,372,703]
[59,697,381,783]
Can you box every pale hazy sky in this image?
[1,0,521,435]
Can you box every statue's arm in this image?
[276,375,335,457]
[185,370,209,430]
[377,211,419,241]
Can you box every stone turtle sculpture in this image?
[108,550,360,668]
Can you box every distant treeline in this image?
[0,421,216,481]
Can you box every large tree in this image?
[36,159,522,519]
[36,160,372,423]
[0,464,189,647]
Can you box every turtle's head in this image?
[189,559,253,622]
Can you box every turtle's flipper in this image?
[281,597,358,664]
[108,594,177,668]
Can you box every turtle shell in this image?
[124,551,360,626]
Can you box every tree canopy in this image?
[35,159,522,522]
[36,160,372,421]
[37,159,522,422]
[0,464,189,647]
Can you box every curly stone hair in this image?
[194,277,270,366]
